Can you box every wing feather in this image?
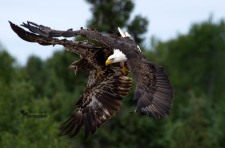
[132,60,174,119]
[60,69,132,138]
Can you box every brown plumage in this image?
[60,70,132,139]
[9,21,174,138]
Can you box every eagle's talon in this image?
[96,70,105,79]
[122,66,129,75]
[119,62,129,75]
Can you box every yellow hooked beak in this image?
[105,59,112,66]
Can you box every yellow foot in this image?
[122,66,129,75]
[120,62,129,75]
[96,70,105,79]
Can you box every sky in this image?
[1,0,225,65]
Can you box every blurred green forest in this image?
[1,1,225,148]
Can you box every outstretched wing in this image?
[9,21,103,58]
[21,21,77,37]
[107,29,173,119]
[129,57,173,119]
[9,21,53,45]
[60,69,132,139]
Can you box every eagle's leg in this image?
[120,62,129,76]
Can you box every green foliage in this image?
[127,15,149,44]
[0,49,15,84]
[85,0,148,45]
[86,0,134,31]
[24,56,46,97]
[152,19,225,148]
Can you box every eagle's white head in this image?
[105,49,127,65]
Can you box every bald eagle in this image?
[9,21,174,138]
